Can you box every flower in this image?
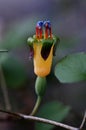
[27,21,59,77]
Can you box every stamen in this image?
[45,26,48,39]
[49,27,52,38]
[36,27,39,39]
[44,21,52,39]
[36,21,43,39]
[39,28,42,39]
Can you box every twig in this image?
[80,111,86,129]
[21,115,79,130]
[0,109,79,130]
[0,65,11,111]
[0,50,8,52]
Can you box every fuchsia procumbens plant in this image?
[27,21,59,115]
[0,21,85,130]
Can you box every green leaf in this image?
[35,101,70,130]
[55,52,86,83]
[0,53,27,88]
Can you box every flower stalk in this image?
[30,76,47,116]
[30,96,42,116]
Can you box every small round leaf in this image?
[55,53,86,83]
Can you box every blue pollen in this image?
[36,21,44,28]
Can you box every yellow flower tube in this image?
[33,43,54,77]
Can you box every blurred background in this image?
[0,0,86,130]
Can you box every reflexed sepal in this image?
[27,36,37,47]
[53,36,60,56]
[27,37,34,47]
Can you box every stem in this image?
[0,65,11,111]
[30,96,42,116]
[0,109,79,130]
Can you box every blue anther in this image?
[36,21,44,28]
[43,21,51,28]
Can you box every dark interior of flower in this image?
[41,43,52,60]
